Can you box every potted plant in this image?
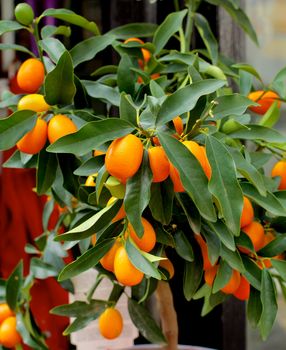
[0,1,286,349]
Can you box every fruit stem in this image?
[33,18,47,74]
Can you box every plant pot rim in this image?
[119,345,217,350]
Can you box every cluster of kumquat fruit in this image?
[15,58,77,155]
[0,303,21,348]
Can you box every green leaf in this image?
[183,259,203,301]
[70,34,115,67]
[95,166,109,203]
[82,80,120,106]
[41,8,100,35]
[232,63,262,81]
[117,54,136,95]
[206,135,243,235]
[156,79,225,126]
[241,256,261,290]
[0,110,37,151]
[0,20,25,36]
[239,70,253,96]
[241,183,286,217]
[194,13,218,64]
[247,287,262,327]
[74,156,105,176]
[258,234,286,257]
[6,261,23,310]
[213,94,255,119]
[207,220,236,251]
[44,51,76,105]
[174,230,194,262]
[0,43,35,57]
[126,238,161,279]
[128,298,166,345]
[235,232,255,254]
[36,149,57,195]
[41,24,71,39]
[39,38,66,64]
[228,124,286,143]
[213,260,232,293]
[30,258,58,279]
[0,92,20,109]
[259,101,280,128]
[228,147,266,196]
[108,23,158,39]
[3,150,37,169]
[153,10,187,55]
[55,201,122,241]
[271,259,286,281]
[220,244,245,273]
[51,299,107,317]
[206,0,258,44]
[119,93,137,125]
[149,180,174,226]
[124,151,152,237]
[47,119,134,156]
[58,239,114,281]
[259,269,278,340]
[158,132,216,222]
[175,193,201,233]
[91,65,118,77]
[202,226,221,265]
[150,80,165,98]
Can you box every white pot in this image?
[120,345,217,350]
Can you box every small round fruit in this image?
[233,276,250,301]
[99,308,123,340]
[221,270,241,294]
[204,265,218,286]
[48,114,77,144]
[148,146,170,183]
[248,90,281,115]
[240,196,254,228]
[105,134,143,184]
[18,94,50,112]
[100,240,121,272]
[0,316,21,348]
[16,118,47,154]
[127,217,156,252]
[241,221,265,252]
[271,160,286,190]
[183,141,211,179]
[173,116,184,135]
[0,304,14,325]
[200,146,212,180]
[169,163,184,192]
[159,258,175,279]
[114,246,144,286]
[17,58,45,93]
[15,3,34,25]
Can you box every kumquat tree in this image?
[1,1,286,349]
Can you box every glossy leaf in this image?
[39,38,66,64]
[213,260,232,293]
[206,135,243,235]
[156,79,225,126]
[119,93,137,125]
[241,183,286,217]
[228,124,286,143]
[41,24,71,39]
[207,220,236,251]
[82,80,120,106]
[150,80,165,98]
[37,149,58,195]
[0,111,37,151]
[108,23,158,39]
[47,119,134,156]
[70,34,115,67]
[30,258,58,279]
[55,200,122,241]
[194,13,218,64]
[41,8,100,34]
[213,94,256,119]
[232,63,262,81]
[153,10,187,54]
[45,51,76,105]
[58,239,114,281]
[118,54,136,95]
[271,259,286,281]
[51,299,108,317]
[247,287,263,327]
[258,234,286,257]
[126,238,161,279]
[128,298,166,345]
[124,151,153,237]
[6,261,23,310]
[259,101,280,128]
[220,244,245,273]
[0,20,24,36]
[3,150,37,169]
[241,256,261,290]
[259,269,278,340]
[176,193,201,234]
[183,259,203,301]
[149,180,174,226]
[74,156,105,176]
[0,43,34,57]
[174,230,194,262]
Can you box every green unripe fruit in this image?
[221,119,243,134]
[15,3,34,26]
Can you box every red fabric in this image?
[0,149,70,349]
